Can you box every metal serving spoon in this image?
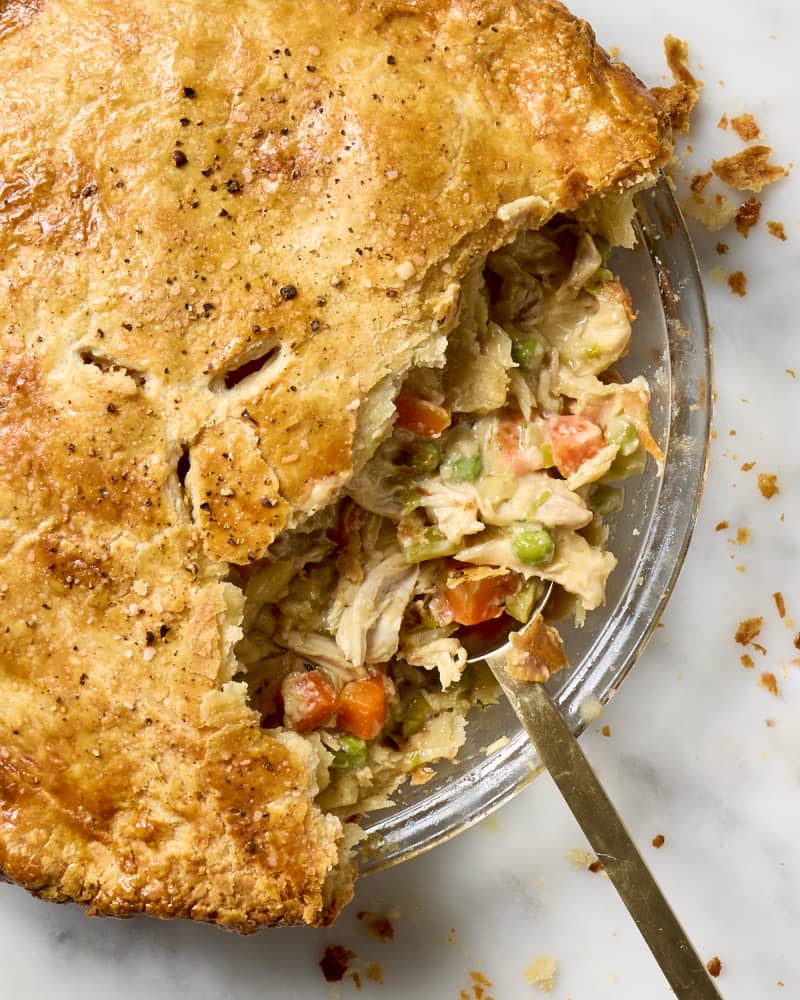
[462,587,722,999]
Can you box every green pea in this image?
[511,525,555,566]
[409,441,441,474]
[331,735,368,769]
[511,337,546,372]
[450,455,483,482]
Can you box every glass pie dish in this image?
[357,177,712,872]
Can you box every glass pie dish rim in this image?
[356,176,713,874]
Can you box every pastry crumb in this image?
[706,956,723,978]
[735,617,763,646]
[356,910,395,941]
[588,858,605,874]
[741,461,756,471]
[601,724,611,737]
[652,833,665,848]
[734,527,750,545]
[652,36,702,133]
[715,520,729,531]
[366,963,383,985]
[759,672,780,697]
[758,473,779,499]
[730,113,761,142]
[715,242,729,254]
[566,847,593,869]
[523,956,558,992]
[728,270,747,296]
[320,945,356,983]
[740,653,755,669]
[735,198,761,237]
[717,113,729,130]
[773,592,786,619]
[690,171,713,193]
[685,193,738,231]
[767,220,787,241]
[712,145,787,192]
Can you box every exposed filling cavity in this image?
[232,217,662,817]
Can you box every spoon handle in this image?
[486,652,722,999]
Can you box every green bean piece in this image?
[331,735,368,769]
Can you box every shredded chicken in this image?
[328,549,419,667]
[400,631,468,690]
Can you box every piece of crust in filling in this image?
[0,0,671,929]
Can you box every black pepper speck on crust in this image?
[280,285,298,300]
[172,149,188,168]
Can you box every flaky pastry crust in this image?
[0,0,670,929]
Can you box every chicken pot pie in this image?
[0,0,671,929]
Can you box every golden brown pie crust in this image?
[0,0,670,929]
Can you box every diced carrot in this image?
[394,395,451,438]
[547,415,605,477]
[281,670,339,733]
[338,675,386,740]
[443,573,519,626]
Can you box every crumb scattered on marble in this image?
[786,369,796,379]
[773,592,786,619]
[690,171,713,193]
[741,461,756,472]
[320,945,356,983]
[712,146,787,192]
[718,113,729,130]
[741,653,755,669]
[715,520,729,532]
[357,911,395,942]
[768,220,788,241]
[566,848,593,869]
[465,969,493,1000]
[707,956,723,978]
[447,928,457,944]
[735,197,761,237]
[736,617,763,646]
[752,641,767,656]
[728,270,747,296]
[730,113,761,142]
[685,193,737,230]
[652,834,665,848]
[733,527,750,545]
[760,672,780,697]
[794,633,800,651]
[588,859,605,874]
[715,241,729,254]
[736,565,747,574]
[366,963,383,985]
[766,718,777,728]
[708,265,726,284]
[524,956,558,993]
[601,725,611,737]
[758,473,779,499]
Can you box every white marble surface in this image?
[3,3,799,998]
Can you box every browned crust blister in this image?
[0,0,670,929]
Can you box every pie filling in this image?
[231,214,662,818]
